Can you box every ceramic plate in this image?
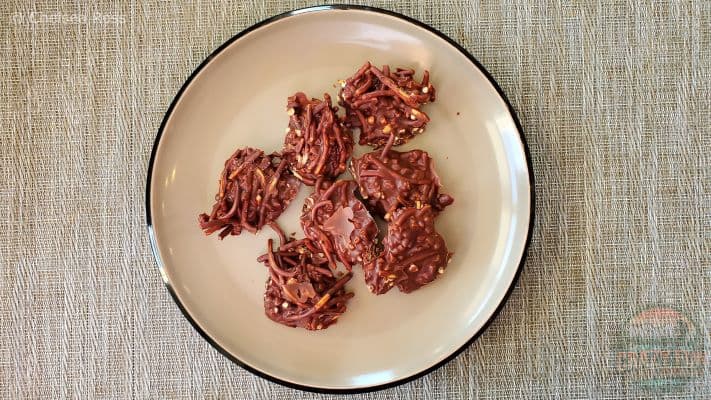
[147,5,533,393]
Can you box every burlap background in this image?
[2,1,709,398]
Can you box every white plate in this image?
[147,5,533,393]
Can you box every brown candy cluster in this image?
[283,92,354,185]
[300,179,378,270]
[198,148,300,238]
[364,206,451,294]
[259,229,354,330]
[351,148,454,220]
[199,62,454,330]
[339,61,435,147]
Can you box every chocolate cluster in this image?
[300,180,379,270]
[260,235,354,330]
[283,92,354,185]
[364,206,451,294]
[198,148,300,238]
[351,148,454,220]
[339,62,435,147]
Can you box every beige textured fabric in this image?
[1,1,710,398]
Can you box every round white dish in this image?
[147,5,533,393]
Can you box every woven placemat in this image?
[1,1,709,398]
